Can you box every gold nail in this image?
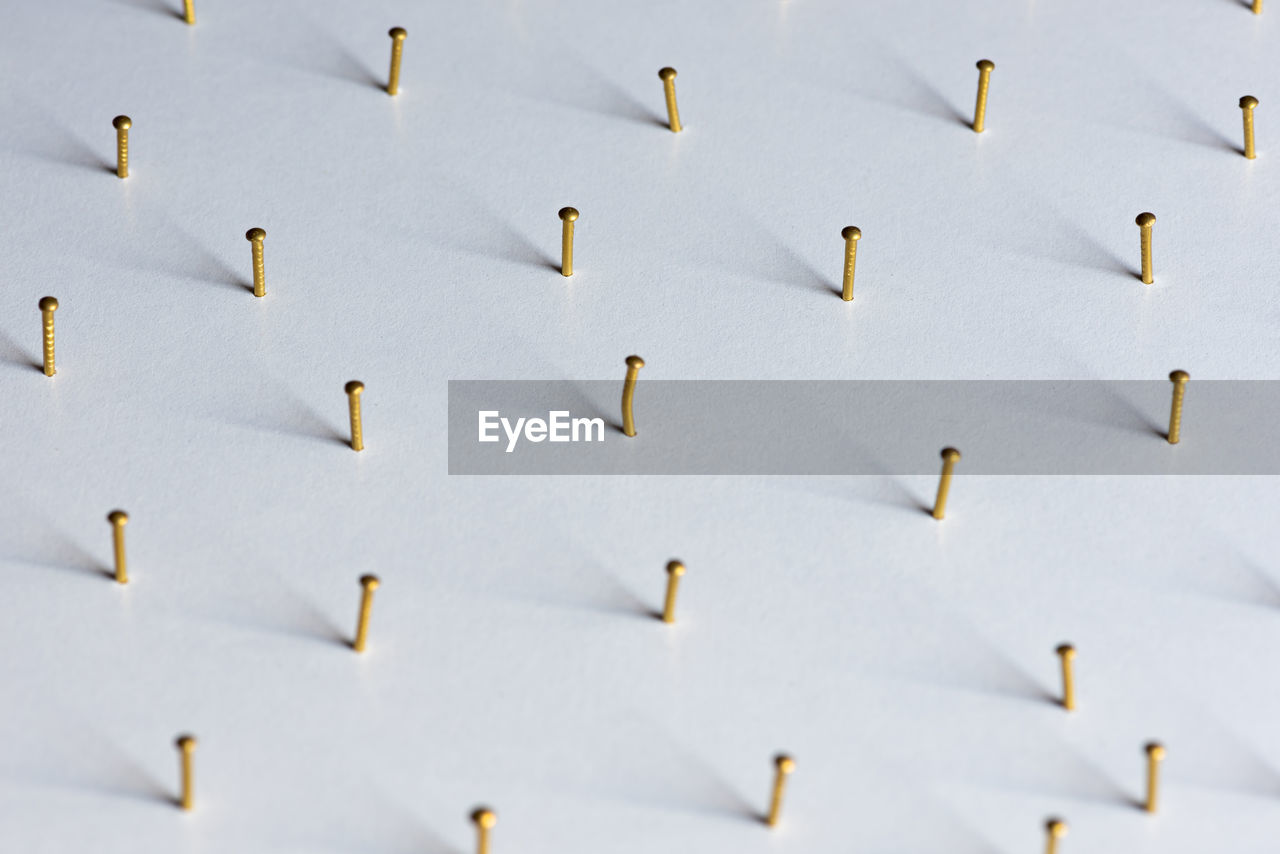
[1167,370,1189,445]
[1056,644,1076,711]
[387,28,407,96]
[1144,742,1166,813]
[972,60,995,133]
[107,510,129,584]
[39,297,58,377]
[1045,818,1068,854]
[175,734,196,811]
[353,574,380,653]
[840,227,861,301]
[931,447,960,520]
[558,207,579,277]
[659,67,682,132]
[471,807,497,854]
[244,228,266,297]
[1241,96,1258,160]
[1253,0,1262,14]
[1136,212,1156,285]
[662,560,685,624]
[766,754,795,828]
[112,115,131,179]
[344,380,365,451]
[182,0,194,25]
[621,356,645,438]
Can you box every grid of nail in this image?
[23,5,1270,847]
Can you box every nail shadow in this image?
[5,521,113,580]
[871,44,971,129]
[888,588,1061,706]
[105,0,185,21]
[999,185,1134,279]
[3,100,111,174]
[511,47,663,128]
[0,328,42,374]
[968,737,1134,808]
[1096,52,1239,153]
[503,558,655,622]
[1180,542,1280,610]
[170,219,248,293]
[224,381,350,448]
[422,175,559,273]
[285,16,383,91]
[705,204,832,295]
[571,718,761,823]
[195,571,350,649]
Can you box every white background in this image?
[1,0,1278,852]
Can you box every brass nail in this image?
[107,510,129,584]
[1045,818,1068,854]
[245,228,266,297]
[1241,96,1259,160]
[1253,0,1262,14]
[931,447,961,520]
[765,754,795,828]
[175,734,196,811]
[659,67,682,132]
[1144,742,1166,813]
[112,115,131,179]
[387,28,407,95]
[1056,644,1076,711]
[1136,212,1156,285]
[558,207,579,277]
[1167,370,1189,445]
[471,807,497,854]
[621,356,645,438]
[345,380,365,451]
[39,297,58,377]
[353,574,380,652]
[840,227,861,301]
[972,60,995,133]
[662,560,685,624]
[182,0,194,25]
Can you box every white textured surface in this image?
[1,0,1278,852]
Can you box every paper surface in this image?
[1,1,1278,852]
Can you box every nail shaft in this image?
[108,511,129,584]
[1144,743,1166,813]
[1167,370,1189,445]
[662,560,685,623]
[112,116,131,179]
[1046,819,1067,854]
[931,447,961,520]
[472,808,496,854]
[39,297,58,376]
[621,356,644,438]
[182,0,195,24]
[973,60,995,133]
[659,68,682,132]
[176,735,196,811]
[345,381,365,451]
[387,28,407,95]
[353,574,380,653]
[766,755,795,827]
[559,207,578,276]
[840,227,861,301]
[245,228,266,297]
[1056,644,1076,711]
[1241,96,1258,160]
[1136,213,1155,285]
